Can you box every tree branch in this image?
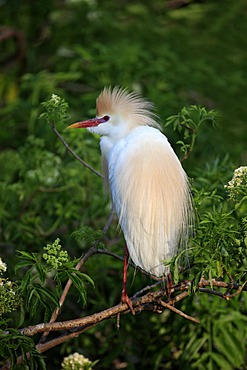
[51,124,103,178]
[1,278,247,370]
[19,278,247,338]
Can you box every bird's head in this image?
[68,86,160,137]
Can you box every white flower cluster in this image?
[0,279,15,293]
[0,258,7,274]
[61,352,93,370]
[0,258,19,315]
[51,94,61,106]
[225,166,247,200]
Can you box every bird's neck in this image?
[99,121,137,162]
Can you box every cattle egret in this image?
[68,87,193,312]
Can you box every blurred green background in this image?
[0,1,247,369]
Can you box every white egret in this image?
[68,87,193,312]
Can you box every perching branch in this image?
[1,275,247,370]
[20,278,247,339]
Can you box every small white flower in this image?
[61,352,93,370]
[0,258,7,274]
[51,94,61,105]
[225,166,247,199]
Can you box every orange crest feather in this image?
[96,87,161,129]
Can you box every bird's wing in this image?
[108,126,192,277]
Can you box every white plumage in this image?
[69,87,193,278]
[108,125,192,276]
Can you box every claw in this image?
[121,290,135,315]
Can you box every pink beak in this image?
[68,116,108,129]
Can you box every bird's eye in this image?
[103,115,110,122]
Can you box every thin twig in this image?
[168,290,189,305]
[39,245,98,343]
[51,125,103,178]
[198,287,225,299]
[223,280,247,299]
[199,278,247,292]
[160,300,200,323]
[39,210,114,343]
[133,281,164,298]
[179,123,196,162]
[102,205,115,232]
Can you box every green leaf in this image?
[80,272,95,288]
[21,270,32,291]
[183,332,208,362]
[214,327,244,368]
[35,285,60,308]
[16,250,39,262]
[211,353,232,370]
[15,251,40,275]
[61,268,94,305]
[36,262,47,283]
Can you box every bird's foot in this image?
[121,290,135,315]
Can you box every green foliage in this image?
[165,105,219,160]
[176,306,247,370]
[15,238,94,314]
[40,94,69,128]
[0,328,46,370]
[71,226,104,248]
[190,203,245,290]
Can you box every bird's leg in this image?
[121,244,135,315]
